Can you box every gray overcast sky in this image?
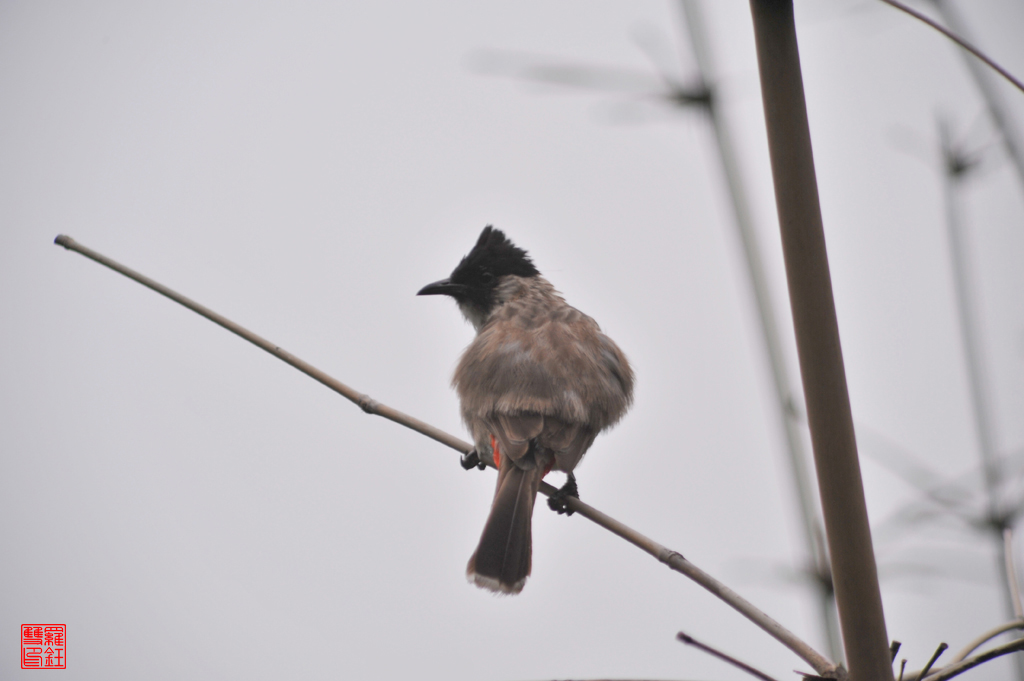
[2,1,1023,679]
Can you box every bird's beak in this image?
[417,278,465,297]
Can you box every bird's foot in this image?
[461,449,488,471]
[547,473,579,516]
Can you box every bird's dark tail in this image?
[466,455,544,595]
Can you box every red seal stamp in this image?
[21,624,66,669]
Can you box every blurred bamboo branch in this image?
[878,0,1024,95]
[925,0,1024,193]
[1006,529,1024,619]
[53,234,841,680]
[938,114,1024,677]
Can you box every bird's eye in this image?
[480,271,496,285]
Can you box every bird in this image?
[417,226,634,594]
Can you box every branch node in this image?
[357,394,380,414]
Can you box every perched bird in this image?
[418,226,634,594]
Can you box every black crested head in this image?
[417,226,539,314]
[452,225,538,283]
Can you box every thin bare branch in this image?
[677,631,782,681]
[929,637,1024,681]
[898,659,907,681]
[54,234,841,680]
[920,643,949,679]
[877,0,1024,95]
[950,619,1024,664]
[52,237,466,453]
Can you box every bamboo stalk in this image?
[54,234,840,679]
[747,3,892,680]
